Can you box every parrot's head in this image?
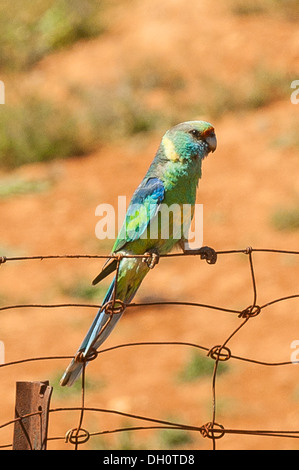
[161,120,217,163]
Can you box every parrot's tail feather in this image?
[59,358,84,387]
[92,258,118,285]
[60,277,125,387]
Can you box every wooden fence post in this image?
[13,381,52,450]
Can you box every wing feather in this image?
[112,177,165,252]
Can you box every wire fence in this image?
[0,246,299,450]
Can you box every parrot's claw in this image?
[142,251,160,269]
[198,246,217,264]
[183,245,217,265]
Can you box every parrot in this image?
[60,120,217,386]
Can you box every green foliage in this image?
[72,84,166,141]
[230,0,299,21]
[271,206,299,231]
[0,0,106,70]
[62,278,107,301]
[50,370,105,398]
[271,128,299,150]
[116,428,136,451]
[0,96,96,168]
[125,61,290,120]
[0,175,53,198]
[242,67,291,110]
[0,85,166,169]
[159,427,193,448]
[177,351,229,383]
[88,421,194,450]
[127,62,186,92]
[0,1,290,170]
[198,67,291,118]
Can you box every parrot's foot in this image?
[183,245,217,265]
[142,250,160,269]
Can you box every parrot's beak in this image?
[205,131,217,153]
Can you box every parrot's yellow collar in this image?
[162,136,179,162]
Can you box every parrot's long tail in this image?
[60,277,124,387]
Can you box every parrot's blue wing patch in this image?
[113,177,165,252]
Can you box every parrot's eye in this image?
[189,129,200,139]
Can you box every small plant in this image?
[177,351,229,383]
[117,428,136,451]
[158,427,193,449]
[72,84,165,141]
[0,95,97,168]
[199,67,290,118]
[50,370,105,398]
[230,0,299,21]
[271,206,299,231]
[62,279,108,301]
[230,0,268,16]
[243,67,290,110]
[0,0,106,70]
[0,85,166,169]
[0,175,53,198]
[271,128,299,150]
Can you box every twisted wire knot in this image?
[102,299,126,316]
[65,427,90,445]
[208,345,231,362]
[239,305,261,319]
[75,349,98,363]
[200,422,225,440]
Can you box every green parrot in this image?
[60,120,217,386]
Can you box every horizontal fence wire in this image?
[0,246,299,450]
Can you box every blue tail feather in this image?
[60,277,125,386]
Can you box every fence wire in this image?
[0,246,299,450]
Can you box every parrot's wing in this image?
[113,177,165,252]
[92,177,165,286]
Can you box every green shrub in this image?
[159,427,193,448]
[62,278,107,301]
[0,83,166,169]
[271,207,299,231]
[0,0,106,70]
[230,0,299,21]
[199,67,290,118]
[177,351,229,383]
[0,175,53,198]
[0,96,94,168]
